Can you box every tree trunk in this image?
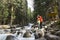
[10,6,14,25]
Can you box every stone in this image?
[55,31,60,37]
[23,31,31,38]
[45,33,60,40]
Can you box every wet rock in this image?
[44,33,60,40]
[6,35,18,40]
[23,31,31,38]
[34,33,42,39]
[36,37,46,40]
[34,30,42,39]
[49,30,56,35]
[55,31,60,37]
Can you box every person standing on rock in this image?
[37,15,43,29]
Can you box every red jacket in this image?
[37,16,43,22]
[39,16,43,22]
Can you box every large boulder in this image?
[34,30,42,39]
[55,31,60,37]
[45,33,60,40]
[49,30,56,35]
[34,33,42,39]
[6,35,18,40]
[0,25,10,29]
[23,31,32,38]
[0,34,18,40]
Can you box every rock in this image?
[45,33,60,40]
[0,25,10,29]
[34,33,42,39]
[49,30,56,35]
[34,30,42,39]
[6,35,18,40]
[38,37,47,40]
[55,31,60,37]
[23,31,31,38]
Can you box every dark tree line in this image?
[0,0,28,26]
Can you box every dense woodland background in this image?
[0,0,60,26]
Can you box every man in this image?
[37,15,43,29]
